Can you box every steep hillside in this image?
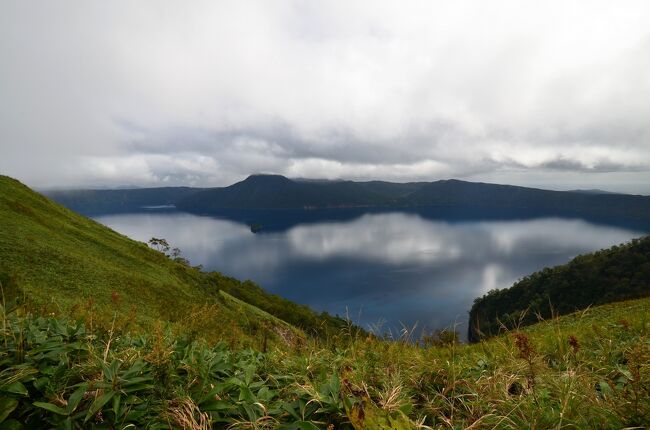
[469,235,650,341]
[2,292,648,428]
[2,177,649,428]
[0,175,347,343]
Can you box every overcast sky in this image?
[1,1,649,193]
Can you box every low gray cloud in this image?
[1,1,649,193]
[538,158,635,173]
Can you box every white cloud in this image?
[1,0,649,191]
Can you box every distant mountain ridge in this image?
[177,174,394,210]
[45,174,650,229]
[45,186,202,215]
[175,175,650,228]
[568,189,624,195]
[401,179,650,224]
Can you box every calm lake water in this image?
[95,211,645,338]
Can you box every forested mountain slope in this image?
[469,235,650,341]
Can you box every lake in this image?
[95,210,646,338]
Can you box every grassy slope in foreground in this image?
[0,175,345,345]
[1,295,648,428]
[469,235,650,341]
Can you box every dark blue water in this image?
[95,210,646,338]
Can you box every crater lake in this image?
[95,210,646,339]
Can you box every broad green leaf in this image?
[0,398,19,423]
[238,386,255,403]
[66,384,87,414]
[124,409,148,422]
[617,367,633,380]
[121,376,152,386]
[112,393,121,419]
[398,403,413,415]
[243,365,256,385]
[199,399,233,412]
[33,402,68,416]
[294,421,321,430]
[122,383,154,394]
[40,366,58,376]
[328,374,340,399]
[241,403,260,422]
[84,391,116,422]
[598,380,613,396]
[199,385,226,404]
[281,402,302,422]
[257,386,275,402]
[32,377,49,392]
[103,360,120,382]
[2,383,27,397]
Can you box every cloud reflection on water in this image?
[96,211,644,338]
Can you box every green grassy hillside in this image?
[0,175,345,345]
[2,174,649,428]
[1,294,647,428]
